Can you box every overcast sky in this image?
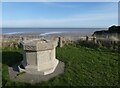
[2,2,118,28]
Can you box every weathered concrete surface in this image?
[26,52,37,66]
[19,39,60,75]
[22,39,58,51]
[8,61,65,84]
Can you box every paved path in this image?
[8,61,65,84]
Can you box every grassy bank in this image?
[2,44,119,87]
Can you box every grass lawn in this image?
[2,44,119,87]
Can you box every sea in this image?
[2,28,107,35]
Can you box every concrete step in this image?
[23,59,59,75]
[41,59,59,75]
[25,65,44,75]
[42,68,55,75]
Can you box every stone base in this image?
[8,61,65,84]
[18,59,59,75]
[43,59,59,75]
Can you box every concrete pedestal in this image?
[19,39,59,75]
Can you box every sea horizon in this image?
[2,28,107,35]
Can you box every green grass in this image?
[2,44,119,87]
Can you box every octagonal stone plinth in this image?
[19,39,59,75]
